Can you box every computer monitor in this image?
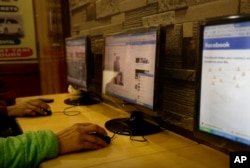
[102,27,165,136]
[64,35,99,105]
[195,14,250,153]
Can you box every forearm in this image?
[0,79,16,106]
[0,100,8,118]
[0,130,59,168]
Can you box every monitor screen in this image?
[64,35,99,105]
[102,28,158,110]
[103,27,165,136]
[195,15,250,152]
[65,36,88,89]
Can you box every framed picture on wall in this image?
[0,0,37,60]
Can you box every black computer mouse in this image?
[37,98,54,103]
[44,109,52,116]
[37,109,52,116]
[90,132,111,144]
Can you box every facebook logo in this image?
[230,152,250,168]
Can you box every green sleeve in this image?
[0,130,59,168]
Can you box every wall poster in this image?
[0,0,37,60]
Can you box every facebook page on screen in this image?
[200,21,250,145]
[103,30,157,109]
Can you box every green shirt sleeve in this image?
[0,130,59,168]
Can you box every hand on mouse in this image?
[7,99,51,117]
[56,123,109,155]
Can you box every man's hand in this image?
[7,99,51,117]
[56,123,109,155]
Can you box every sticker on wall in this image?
[0,0,37,60]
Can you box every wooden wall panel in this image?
[34,0,68,95]
[0,62,41,97]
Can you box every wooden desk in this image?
[16,93,229,168]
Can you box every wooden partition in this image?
[34,0,68,95]
[0,62,41,97]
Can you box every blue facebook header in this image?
[203,37,250,50]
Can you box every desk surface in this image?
[16,93,229,168]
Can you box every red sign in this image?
[0,48,33,58]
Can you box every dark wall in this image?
[0,63,41,97]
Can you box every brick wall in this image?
[67,0,248,137]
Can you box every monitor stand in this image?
[64,91,99,106]
[105,111,162,136]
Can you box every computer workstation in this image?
[100,19,250,154]
[195,14,250,153]
[102,27,165,136]
[64,35,100,106]
[63,26,166,138]
[39,15,250,154]
[18,15,250,166]
[16,93,228,168]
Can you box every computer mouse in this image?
[44,109,52,116]
[37,109,52,116]
[90,132,111,144]
[37,98,54,103]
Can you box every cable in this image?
[109,131,148,143]
[53,105,81,116]
[130,135,148,142]
[63,105,81,116]
[54,106,149,142]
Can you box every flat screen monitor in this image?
[102,27,165,136]
[195,14,250,153]
[64,35,99,105]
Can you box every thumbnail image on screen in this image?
[197,15,250,151]
[102,29,157,110]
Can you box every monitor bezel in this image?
[102,26,165,112]
[65,35,92,92]
[194,14,250,153]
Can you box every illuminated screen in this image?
[102,29,158,110]
[197,15,250,151]
[64,36,99,106]
[65,36,87,89]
